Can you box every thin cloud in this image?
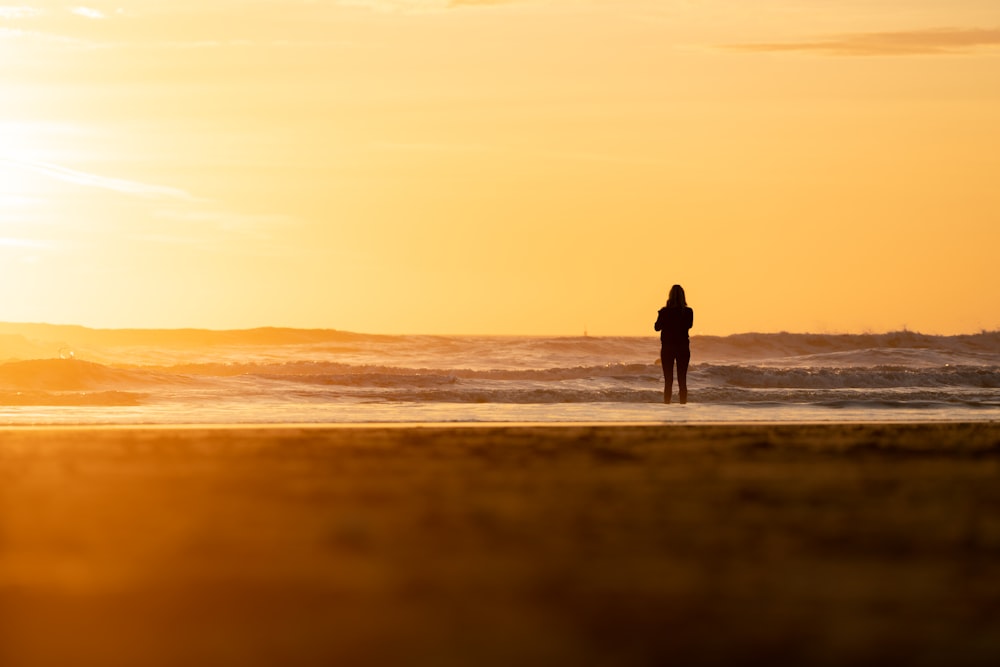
[336,0,520,12]
[0,25,109,49]
[728,27,1000,56]
[4,159,197,201]
[71,7,105,20]
[2,157,294,257]
[0,237,49,248]
[146,209,300,257]
[154,208,293,234]
[0,7,42,20]
[374,140,671,167]
[449,0,517,5]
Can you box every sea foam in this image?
[0,325,996,422]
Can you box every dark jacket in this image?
[655,306,693,347]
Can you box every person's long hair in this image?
[666,284,686,308]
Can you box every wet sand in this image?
[2,422,999,666]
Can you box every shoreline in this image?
[0,416,997,430]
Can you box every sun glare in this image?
[0,124,26,153]
[0,2,997,334]
[1,150,47,209]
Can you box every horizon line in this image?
[0,321,995,339]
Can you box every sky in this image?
[1,0,998,336]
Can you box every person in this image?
[654,285,693,404]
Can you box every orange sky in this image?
[1,1,998,335]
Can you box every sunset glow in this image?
[1,0,998,335]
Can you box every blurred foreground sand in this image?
[2,423,999,666]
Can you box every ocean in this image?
[0,325,997,425]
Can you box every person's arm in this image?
[687,308,694,330]
[654,310,664,331]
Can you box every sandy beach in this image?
[1,422,999,666]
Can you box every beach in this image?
[2,422,999,666]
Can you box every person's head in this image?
[666,284,686,308]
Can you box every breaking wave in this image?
[0,326,996,417]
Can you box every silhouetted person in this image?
[654,285,693,404]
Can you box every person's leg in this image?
[662,348,675,403]
[677,348,691,404]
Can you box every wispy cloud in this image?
[728,27,1000,57]
[71,7,105,20]
[0,6,42,20]
[4,159,197,201]
[154,208,293,235]
[1,5,109,22]
[0,237,48,248]
[335,0,520,12]
[2,157,295,254]
[449,0,519,6]
[374,140,671,167]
